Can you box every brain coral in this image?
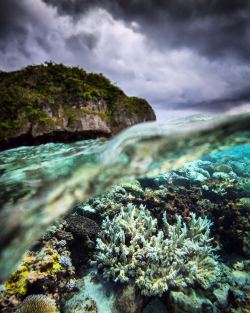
[93,203,220,296]
[17,294,56,313]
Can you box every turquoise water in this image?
[0,113,249,312]
[0,139,105,207]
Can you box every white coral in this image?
[93,204,220,296]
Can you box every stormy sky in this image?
[0,0,250,119]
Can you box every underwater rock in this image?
[168,289,214,313]
[115,284,143,313]
[65,215,100,239]
[64,215,100,270]
[170,174,191,188]
[142,298,168,313]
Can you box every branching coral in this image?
[93,204,220,296]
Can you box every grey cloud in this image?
[66,33,98,52]
[0,0,29,54]
[43,0,250,61]
[194,89,250,112]
[43,0,249,19]
[0,0,249,115]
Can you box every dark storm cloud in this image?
[0,0,55,67]
[43,0,250,61]
[174,87,250,112]
[66,33,98,51]
[0,0,27,52]
[43,0,249,18]
[0,0,249,116]
[0,0,96,69]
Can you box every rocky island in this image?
[0,62,156,150]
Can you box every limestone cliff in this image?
[0,62,156,149]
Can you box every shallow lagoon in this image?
[0,113,249,312]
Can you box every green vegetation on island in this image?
[0,62,156,149]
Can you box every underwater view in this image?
[0,113,249,312]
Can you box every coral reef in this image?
[93,204,220,296]
[78,149,250,257]
[3,246,65,296]
[0,225,75,312]
[68,146,250,312]
[16,294,56,313]
[1,144,250,313]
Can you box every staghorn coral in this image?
[93,204,220,296]
[17,294,56,313]
[78,158,249,257]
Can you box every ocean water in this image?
[0,113,249,313]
